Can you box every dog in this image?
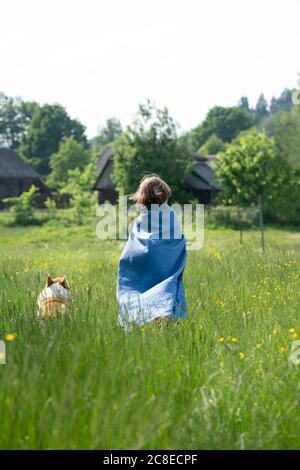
[37,276,72,317]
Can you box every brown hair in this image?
[130,174,171,207]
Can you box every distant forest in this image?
[0,87,297,176]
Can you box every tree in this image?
[188,106,253,150]
[199,134,226,155]
[113,101,195,202]
[91,118,122,154]
[238,96,251,113]
[265,106,300,174]
[19,104,87,175]
[62,162,96,194]
[254,94,269,123]
[0,93,38,150]
[215,130,298,224]
[270,88,293,114]
[48,138,92,188]
[60,163,97,224]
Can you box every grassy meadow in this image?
[0,211,300,449]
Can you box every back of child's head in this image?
[130,174,171,207]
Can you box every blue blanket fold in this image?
[117,203,187,328]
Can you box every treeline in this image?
[0,85,299,225]
[111,95,299,225]
[0,88,297,179]
[184,89,296,156]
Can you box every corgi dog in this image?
[37,276,72,317]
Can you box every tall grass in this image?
[0,221,299,449]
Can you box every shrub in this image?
[3,185,39,226]
[59,163,97,225]
[44,197,58,221]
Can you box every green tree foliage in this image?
[3,185,39,225]
[0,93,38,150]
[238,88,294,127]
[188,106,253,150]
[270,88,293,114]
[62,162,96,194]
[48,137,92,188]
[44,197,58,221]
[215,131,298,223]
[199,134,226,155]
[91,118,122,155]
[264,106,300,174]
[238,96,251,113]
[60,163,97,224]
[254,94,269,122]
[19,104,87,175]
[112,101,195,203]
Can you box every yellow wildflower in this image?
[212,250,222,261]
[256,343,261,349]
[288,328,296,334]
[217,337,225,343]
[239,352,245,360]
[272,328,278,335]
[292,333,298,339]
[280,346,285,353]
[231,337,238,343]
[5,333,16,342]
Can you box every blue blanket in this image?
[117,203,187,329]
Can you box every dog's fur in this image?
[37,276,72,317]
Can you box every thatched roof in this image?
[0,148,41,179]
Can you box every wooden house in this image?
[93,146,221,204]
[0,148,49,208]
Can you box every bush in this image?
[59,163,97,225]
[3,185,39,226]
[44,197,58,221]
[69,192,95,225]
[205,206,258,229]
[264,185,300,225]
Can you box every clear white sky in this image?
[1,0,299,138]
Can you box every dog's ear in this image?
[61,276,69,290]
[46,275,54,287]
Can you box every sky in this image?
[1,0,300,138]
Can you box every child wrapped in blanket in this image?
[117,174,187,329]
